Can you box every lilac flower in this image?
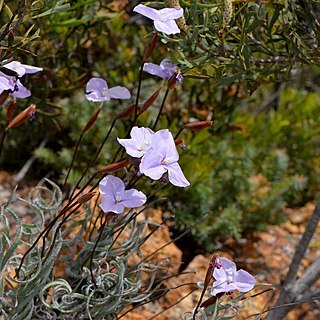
[85,78,131,102]
[143,58,183,82]
[0,71,31,98]
[2,60,43,77]
[211,257,256,296]
[140,129,190,188]
[117,126,155,158]
[99,175,147,214]
[133,4,183,35]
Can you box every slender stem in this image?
[88,210,103,241]
[42,203,82,264]
[132,61,145,127]
[152,88,170,131]
[85,195,100,239]
[89,214,108,285]
[174,127,184,140]
[63,131,84,191]
[0,129,7,159]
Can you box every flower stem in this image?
[63,131,84,191]
[89,213,109,285]
[152,88,170,131]
[0,129,7,159]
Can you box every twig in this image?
[266,200,320,319]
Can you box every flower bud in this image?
[174,138,186,149]
[82,106,102,133]
[183,121,213,132]
[117,104,135,120]
[0,90,9,105]
[77,192,96,204]
[138,87,162,115]
[98,159,129,174]
[7,104,36,129]
[200,294,224,308]
[143,32,158,62]
[6,99,16,122]
[167,72,179,90]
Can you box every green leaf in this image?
[219,72,243,85]
[32,0,70,19]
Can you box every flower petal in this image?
[86,77,108,92]
[22,64,43,75]
[121,189,147,208]
[117,138,143,158]
[220,258,237,273]
[99,175,125,197]
[213,266,228,283]
[12,80,31,99]
[159,8,183,21]
[167,162,190,187]
[108,86,131,99]
[3,61,25,77]
[143,63,167,79]
[99,195,124,214]
[233,269,256,292]
[130,126,154,142]
[86,78,109,101]
[140,151,166,180]
[154,20,180,35]
[153,129,179,161]
[85,92,109,102]
[0,76,12,91]
[211,282,234,296]
[133,4,160,21]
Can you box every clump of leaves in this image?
[0,180,183,319]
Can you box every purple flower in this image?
[99,175,147,214]
[117,126,155,158]
[211,257,256,296]
[0,71,31,98]
[85,78,131,102]
[140,129,190,188]
[2,60,43,77]
[133,4,183,35]
[143,59,183,82]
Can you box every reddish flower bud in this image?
[82,106,102,133]
[175,138,186,150]
[200,293,225,308]
[167,71,178,90]
[117,104,135,120]
[143,32,158,62]
[183,120,213,132]
[7,104,36,129]
[98,159,129,174]
[6,99,16,122]
[138,87,162,115]
[0,91,9,105]
[77,192,96,204]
